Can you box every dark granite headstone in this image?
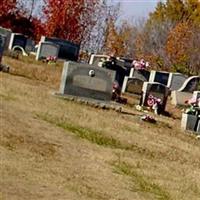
[141,82,170,112]
[129,68,150,81]
[149,70,170,86]
[41,36,80,61]
[9,33,27,50]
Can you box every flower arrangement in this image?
[147,94,162,115]
[184,96,200,115]
[132,59,149,70]
[45,56,57,64]
[141,114,156,123]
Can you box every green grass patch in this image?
[113,161,172,200]
[0,93,17,101]
[36,113,127,149]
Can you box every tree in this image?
[43,0,101,45]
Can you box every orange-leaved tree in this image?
[43,0,100,45]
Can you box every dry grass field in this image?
[1,56,200,200]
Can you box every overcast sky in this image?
[115,0,163,20]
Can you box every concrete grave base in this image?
[181,113,198,132]
[53,92,122,112]
[171,91,193,106]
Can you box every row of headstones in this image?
[0,26,80,61]
[88,54,200,114]
[122,68,200,108]
[181,91,200,134]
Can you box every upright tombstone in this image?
[59,61,116,101]
[129,68,150,81]
[88,54,110,66]
[0,27,12,49]
[141,82,170,112]
[36,42,60,60]
[0,34,6,63]
[167,73,188,91]
[181,113,198,132]
[25,38,35,53]
[171,76,200,106]
[8,33,27,50]
[40,36,80,61]
[193,91,200,102]
[122,77,144,95]
[149,70,170,86]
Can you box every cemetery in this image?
[1,1,200,198]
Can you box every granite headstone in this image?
[59,61,116,101]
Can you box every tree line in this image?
[0,0,199,75]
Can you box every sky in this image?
[115,0,163,20]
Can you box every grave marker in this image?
[149,70,170,86]
[141,82,170,112]
[9,33,27,50]
[122,77,144,95]
[36,42,60,60]
[40,36,80,61]
[129,68,150,81]
[88,54,110,66]
[59,61,116,101]
[171,76,200,106]
[167,73,188,91]
[0,26,12,49]
[0,34,6,63]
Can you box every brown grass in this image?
[0,56,200,200]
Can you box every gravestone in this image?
[171,76,200,106]
[36,42,60,60]
[178,76,200,93]
[129,68,150,81]
[40,36,80,61]
[141,82,170,112]
[88,54,110,66]
[167,73,188,91]
[193,91,200,102]
[122,77,144,95]
[59,61,116,101]
[8,33,27,50]
[0,26,12,49]
[102,58,130,88]
[0,34,6,63]
[149,70,170,86]
[197,121,200,134]
[25,38,35,53]
[181,113,198,132]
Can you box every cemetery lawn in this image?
[1,56,200,200]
